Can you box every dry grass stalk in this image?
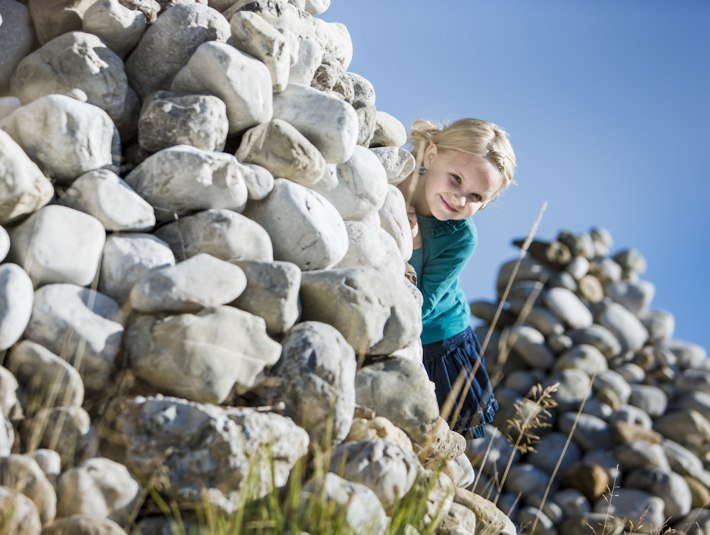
[492,383,558,505]
[529,371,598,534]
[504,383,558,455]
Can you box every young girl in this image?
[398,118,516,439]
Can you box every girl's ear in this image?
[423,142,438,168]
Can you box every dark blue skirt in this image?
[422,326,499,439]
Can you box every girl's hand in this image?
[407,205,422,249]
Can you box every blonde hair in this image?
[408,118,517,203]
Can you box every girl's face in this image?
[414,144,504,221]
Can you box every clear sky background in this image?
[322,0,710,352]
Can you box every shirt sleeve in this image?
[420,229,476,320]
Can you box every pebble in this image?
[289,35,323,86]
[82,0,147,58]
[0,486,41,535]
[378,185,414,261]
[244,178,347,270]
[0,226,8,262]
[605,279,655,316]
[609,404,654,430]
[126,3,230,98]
[126,306,281,403]
[355,358,439,445]
[99,233,175,302]
[242,162,275,200]
[9,205,106,287]
[124,145,248,220]
[300,473,388,535]
[10,31,138,134]
[504,463,551,496]
[24,284,123,392]
[508,324,556,368]
[0,263,33,350]
[272,83,358,163]
[545,368,591,411]
[154,208,273,263]
[553,344,608,376]
[301,267,421,356]
[625,466,691,519]
[1,94,114,185]
[329,439,418,508]
[615,441,670,472]
[232,260,301,334]
[138,90,229,152]
[258,321,356,444]
[26,0,96,45]
[542,287,593,329]
[237,119,325,185]
[0,0,33,93]
[628,383,668,417]
[558,412,613,451]
[129,253,247,312]
[0,454,56,525]
[613,248,647,274]
[311,145,389,222]
[57,457,141,526]
[5,340,85,413]
[560,462,610,501]
[370,111,407,148]
[370,147,416,185]
[21,406,98,469]
[336,220,405,278]
[230,11,292,92]
[173,41,273,134]
[100,396,308,508]
[57,169,156,231]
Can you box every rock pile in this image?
[0,0,516,533]
[469,228,710,534]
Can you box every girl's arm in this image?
[419,232,476,319]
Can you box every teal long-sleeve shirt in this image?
[409,214,477,345]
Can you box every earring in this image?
[418,166,426,176]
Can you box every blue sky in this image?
[322,1,710,352]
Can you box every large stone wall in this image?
[0,1,515,533]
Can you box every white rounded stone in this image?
[9,205,105,287]
[99,233,175,302]
[0,264,33,350]
[82,0,147,58]
[311,145,389,221]
[154,208,273,263]
[244,178,347,271]
[130,253,247,313]
[378,185,413,261]
[272,84,358,163]
[126,3,231,98]
[0,130,53,225]
[57,169,156,232]
[124,145,248,221]
[24,284,124,392]
[171,40,273,134]
[0,94,115,185]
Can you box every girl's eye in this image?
[450,174,462,185]
[468,193,483,203]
